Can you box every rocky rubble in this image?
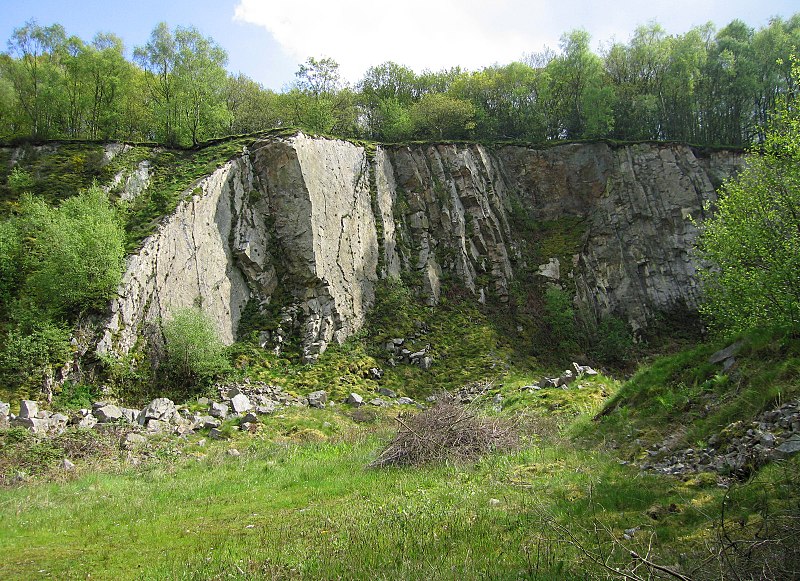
[641,399,800,479]
[519,362,599,393]
[0,379,419,442]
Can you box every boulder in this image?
[230,393,252,414]
[144,419,169,433]
[14,417,51,434]
[308,390,328,409]
[240,412,259,425]
[368,367,384,380]
[378,387,397,398]
[62,458,76,471]
[420,356,434,370]
[369,398,389,407]
[775,434,800,460]
[209,402,229,419]
[76,413,98,429]
[195,415,221,430]
[94,404,123,423]
[19,400,38,419]
[139,398,176,424]
[120,408,140,424]
[50,413,69,430]
[0,401,9,429]
[396,397,415,405]
[709,341,744,365]
[346,393,365,407]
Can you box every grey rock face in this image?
[0,402,9,429]
[94,136,742,367]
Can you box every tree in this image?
[295,56,340,97]
[410,93,475,139]
[17,185,125,319]
[134,22,179,144]
[544,30,615,139]
[174,26,229,145]
[698,56,800,334]
[161,307,229,388]
[3,20,67,138]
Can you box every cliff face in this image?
[95,134,743,361]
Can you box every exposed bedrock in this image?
[96,134,743,361]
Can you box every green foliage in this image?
[0,220,21,316]
[6,167,33,194]
[698,56,800,335]
[541,286,579,355]
[161,307,230,390]
[16,186,125,318]
[588,315,635,366]
[0,322,71,401]
[410,93,475,139]
[51,381,97,412]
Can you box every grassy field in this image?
[2,373,798,580]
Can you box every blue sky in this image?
[2,0,798,90]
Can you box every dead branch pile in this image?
[368,394,518,468]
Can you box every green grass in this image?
[578,328,800,456]
[2,331,799,580]
[1,409,771,581]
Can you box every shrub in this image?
[0,322,72,398]
[161,307,230,390]
[541,286,579,354]
[589,315,634,366]
[16,186,126,318]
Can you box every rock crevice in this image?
[96,135,743,361]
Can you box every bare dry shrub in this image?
[368,393,518,468]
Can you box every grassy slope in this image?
[0,409,742,580]
[1,347,798,579]
[576,328,800,459]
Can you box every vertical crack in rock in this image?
[95,136,743,363]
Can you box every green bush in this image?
[589,315,634,366]
[16,186,126,318]
[161,307,230,390]
[7,167,34,194]
[0,322,72,400]
[541,286,579,354]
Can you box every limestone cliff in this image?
[95,134,743,362]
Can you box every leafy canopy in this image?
[16,185,126,319]
[698,55,800,335]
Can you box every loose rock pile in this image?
[0,380,418,440]
[519,362,599,392]
[382,330,434,370]
[642,399,800,479]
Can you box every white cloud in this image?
[233,0,795,84]
[233,0,533,82]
